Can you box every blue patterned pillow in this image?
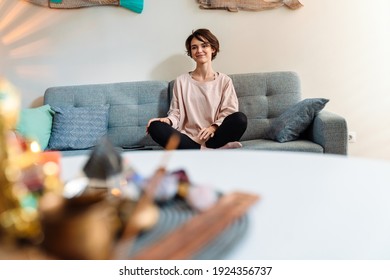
[47,105,109,150]
[265,98,329,143]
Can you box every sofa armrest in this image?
[306,111,348,155]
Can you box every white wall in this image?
[1,0,390,160]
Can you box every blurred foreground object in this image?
[40,190,120,259]
[131,192,260,259]
[0,78,20,130]
[1,129,258,259]
[0,79,41,243]
[83,136,123,185]
[113,134,180,259]
[0,79,63,251]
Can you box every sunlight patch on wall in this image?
[2,11,55,45]
[14,65,56,80]
[9,38,50,59]
[0,1,26,31]
[0,0,68,107]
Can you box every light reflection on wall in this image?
[2,10,55,45]
[0,0,64,107]
[8,38,50,59]
[0,1,26,32]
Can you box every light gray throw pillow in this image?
[265,98,329,143]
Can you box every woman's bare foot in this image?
[220,141,242,149]
[200,141,242,150]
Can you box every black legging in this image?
[148,112,247,149]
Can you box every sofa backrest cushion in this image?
[44,81,169,147]
[230,71,301,141]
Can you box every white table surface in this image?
[61,150,390,260]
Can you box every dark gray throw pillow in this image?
[47,105,109,150]
[265,98,329,143]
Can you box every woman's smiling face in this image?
[190,37,215,64]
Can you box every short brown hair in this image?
[185,28,220,60]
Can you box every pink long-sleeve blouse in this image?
[167,72,239,145]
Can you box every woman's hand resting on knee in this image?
[198,125,217,140]
[146,117,172,134]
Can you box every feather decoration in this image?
[199,0,303,12]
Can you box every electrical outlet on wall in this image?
[348,131,357,143]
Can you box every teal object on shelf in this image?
[120,0,143,13]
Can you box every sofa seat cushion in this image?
[241,139,324,153]
[47,105,109,151]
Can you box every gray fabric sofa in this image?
[43,71,348,156]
